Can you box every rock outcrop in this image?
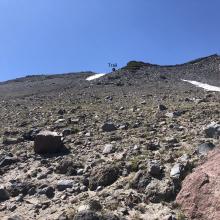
[176,149,220,220]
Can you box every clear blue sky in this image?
[0,0,220,81]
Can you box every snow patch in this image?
[86,73,106,81]
[182,79,220,92]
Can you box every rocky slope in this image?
[0,55,219,220]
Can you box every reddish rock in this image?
[176,149,220,220]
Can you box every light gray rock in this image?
[197,142,215,155]
[57,180,73,191]
[103,144,114,154]
[170,163,183,179]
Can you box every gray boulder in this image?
[197,142,216,155]
[204,122,220,139]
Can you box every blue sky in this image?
[0,0,220,81]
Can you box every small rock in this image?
[62,128,72,136]
[57,180,73,191]
[55,159,77,175]
[2,137,20,145]
[55,119,66,124]
[170,163,184,179]
[58,109,66,115]
[0,187,10,201]
[103,144,115,154]
[89,165,119,190]
[39,186,55,198]
[158,104,167,111]
[73,210,100,220]
[88,199,102,211]
[77,169,84,175]
[130,170,151,192]
[197,142,215,155]
[165,111,183,118]
[0,156,18,167]
[148,162,162,177]
[3,216,24,220]
[204,122,220,139]
[102,123,117,132]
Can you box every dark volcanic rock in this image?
[0,156,18,168]
[0,187,10,201]
[34,130,63,154]
[101,123,117,132]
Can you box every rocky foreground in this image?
[0,55,220,219]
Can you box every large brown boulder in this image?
[34,130,63,154]
[176,149,220,220]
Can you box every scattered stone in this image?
[73,210,100,220]
[34,130,63,154]
[103,144,115,154]
[8,181,34,197]
[87,199,102,211]
[0,187,10,201]
[89,165,120,190]
[55,159,78,175]
[148,161,162,177]
[0,156,18,167]
[197,142,215,155]
[204,122,220,139]
[38,186,55,198]
[170,163,184,179]
[62,128,72,136]
[158,104,167,111]
[165,111,183,118]
[102,123,117,132]
[58,109,66,115]
[130,170,151,192]
[22,129,40,141]
[57,180,73,191]
[3,216,24,220]
[2,137,20,145]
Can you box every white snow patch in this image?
[182,79,220,92]
[86,73,106,81]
